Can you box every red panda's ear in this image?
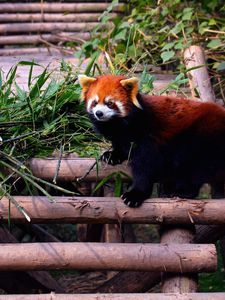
[120,77,142,109]
[78,75,97,100]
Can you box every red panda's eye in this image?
[106,100,114,108]
[92,100,98,106]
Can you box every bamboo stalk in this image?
[30,158,131,182]
[0,47,66,56]
[0,13,117,22]
[0,3,124,13]
[0,33,90,45]
[0,196,225,225]
[0,242,216,272]
[161,226,198,293]
[0,22,101,33]
[183,45,216,102]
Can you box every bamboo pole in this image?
[96,223,225,293]
[0,47,66,56]
[0,3,124,13]
[0,33,90,45]
[30,158,131,182]
[183,45,216,102]
[161,226,198,293]
[0,242,216,272]
[0,13,117,22]
[0,22,101,33]
[1,197,225,225]
[0,293,225,300]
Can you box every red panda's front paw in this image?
[121,188,147,208]
[101,150,123,165]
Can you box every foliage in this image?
[78,0,225,76]
[0,61,104,208]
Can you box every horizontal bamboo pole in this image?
[0,33,90,45]
[0,242,216,272]
[30,158,131,181]
[1,196,225,225]
[0,22,101,33]
[0,13,117,22]
[0,293,225,300]
[0,47,65,56]
[0,3,124,13]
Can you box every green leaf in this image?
[29,68,50,99]
[217,62,225,71]
[161,42,175,51]
[15,82,27,101]
[114,29,127,41]
[182,8,193,21]
[207,39,222,49]
[161,51,175,62]
[18,61,41,67]
[208,19,217,26]
[170,22,183,35]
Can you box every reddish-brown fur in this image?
[80,74,225,207]
[84,75,132,113]
[139,94,225,141]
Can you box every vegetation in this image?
[78,0,225,98]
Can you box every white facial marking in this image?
[92,104,117,121]
[105,96,127,117]
[115,100,126,117]
[105,96,114,103]
[86,95,99,113]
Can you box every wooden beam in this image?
[96,223,225,294]
[1,196,225,225]
[0,242,216,272]
[161,226,198,293]
[0,22,101,33]
[0,47,68,56]
[0,226,64,293]
[29,158,131,182]
[0,3,125,13]
[0,13,117,22]
[0,293,225,300]
[0,33,90,45]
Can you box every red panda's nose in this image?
[95,110,104,118]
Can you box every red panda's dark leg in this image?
[101,140,130,166]
[121,138,162,207]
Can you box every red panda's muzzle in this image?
[91,103,120,121]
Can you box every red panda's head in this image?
[78,74,141,122]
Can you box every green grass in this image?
[0,60,105,213]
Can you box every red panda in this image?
[78,74,225,207]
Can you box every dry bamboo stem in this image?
[30,158,131,182]
[0,3,124,13]
[0,242,216,272]
[183,45,216,102]
[96,222,225,293]
[0,47,66,56]
[161,226,198,293]
[0,196,225,225]
[0,293,224,300]
[0,33,90,45]
[0,13,117,22]
[0,22,101,33]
